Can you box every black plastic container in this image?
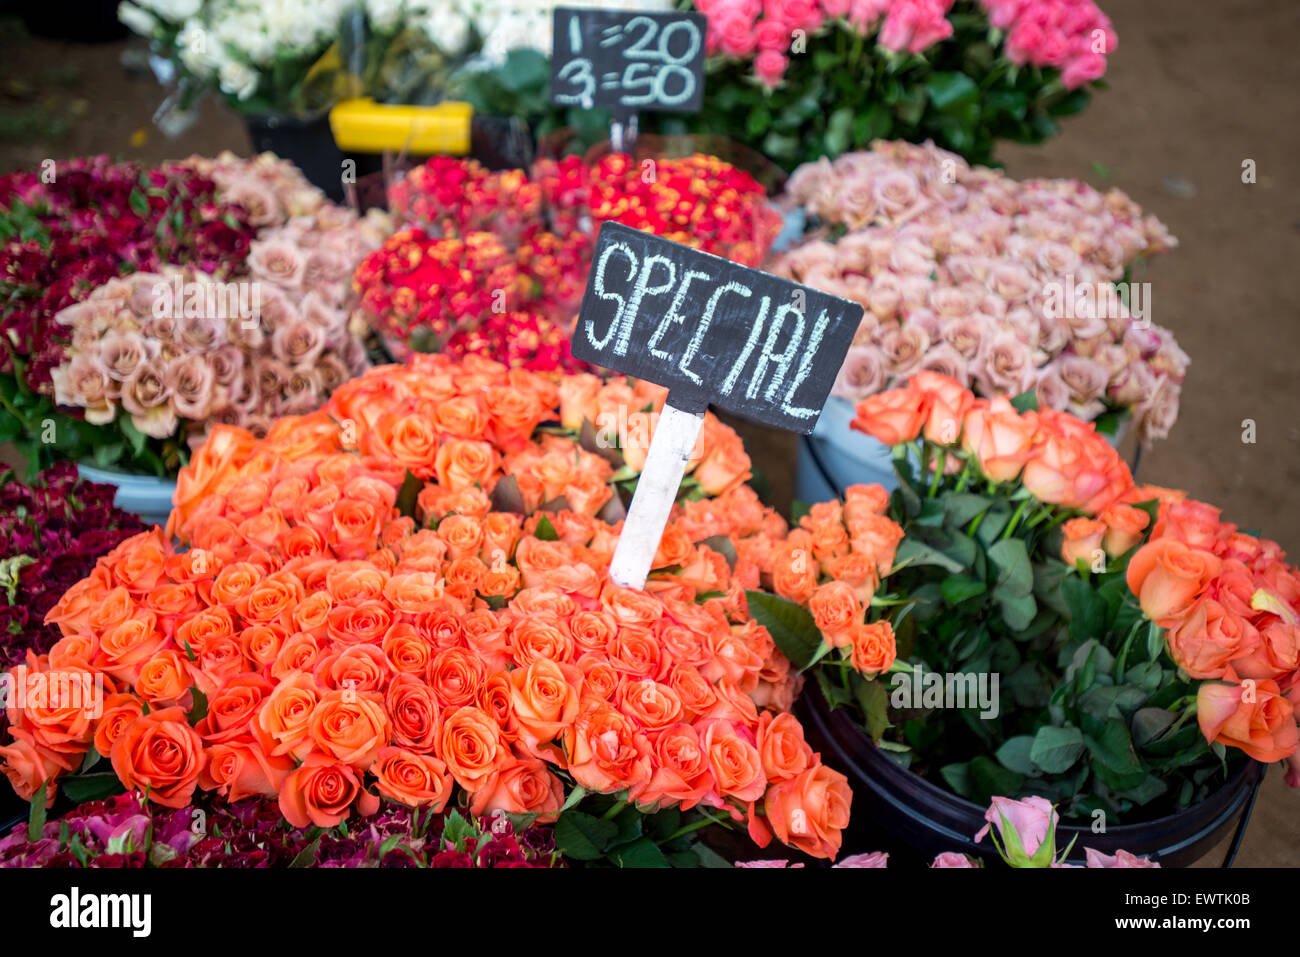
[797,681,1265,867]
[245,113,347,202]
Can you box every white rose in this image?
[117,2,158,36]
[218,57,260,101]
[425,10,470,56]
[366,0,405,31]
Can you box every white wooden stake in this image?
[608,401,704,590]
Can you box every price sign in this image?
[573,222,864,589]
[549,7,707,116]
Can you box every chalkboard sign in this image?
[549,8,707,115]
[571,222,864,434]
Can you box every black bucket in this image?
[797,681,1266,868]
[245,113,347,203]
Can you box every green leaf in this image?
[941,574,986,605]
[395,470,422,521]
[853,675,890,741]
[927,72,979,111]
[28,782,47,842]
[118,414,149,456]
[745,590,821,671]
[611,836,671,868]
[824,106,853,156]
[289,836,321,868]
[942,492,992,528]
[60,772,127,803]
[940,762,972,798]
[969,755,1023,804]
[1132,707,1178,747]
[1030,725,1085,773]
[994,735,1038,776]
[554,810,619,861]
[185,687,208,726]
[1009,390,1039,413]
[987,539,1033,597]
[441,809,477,852]
[1084,717,1147,790]
[534,515,559,541]
[894,537,964,574]
[996,591,1037,631]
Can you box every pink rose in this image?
[833,850,889,867]
[754,48,789,86]
[974,795,1057,857]
[931,851,979,868]
[1084,848,1160,868]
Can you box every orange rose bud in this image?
[852,385,929,446]
[1099,502,1150,557]
[1061,517,1106,569]
[848,620,896,675]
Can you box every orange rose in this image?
[93,612,166,685]
[434,439,499,491]
[910,371,975,445]
[371,746,453,808]
[852,385,929,446]
[279,752,379,828]
[199,739,294,802]
[508,658,582,758]
[385,673,442,753]
[136,650,192,707]
[639,723,714,810]
[699,718,766,803]
[961,396,1038,483]
[757,711,813,783]
[558,373,602,430]
[770,541,818,604]
[427,647,488,708]
[307,689,391,767]
[325,599,394,646]
[825,552,878,605]
[256,670,321,758]
[0,728,64,804]
[694,435,753,497]
[1165,599,1260,679]
[382,625,434,676]
[1099,502,1151,557]
[763,760,852,859]
[1022,410,1133,514]
[808,581,865,648]
[469,757,565,823]
[848,620,896,675]
[1126,538,1222,624]
[1061,518,1106,569]
[431,395,488,439]
[1197,679,1298,763]
[567,702,652,796]
[109,706,206,808]
[93,692,145,758]
[440,705,509,791]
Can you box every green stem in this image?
[927,448,947,497]
[1001,498,1032,540]
[601,800,627,821]
[661,815,721,845]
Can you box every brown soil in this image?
[0,0,1297,866]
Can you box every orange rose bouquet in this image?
[759,371,1297,832]
[1,354,857,865]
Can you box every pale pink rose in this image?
[1084,848,1160,868]
[207,344,244,388]
[834,851,889,868]
[317,353,352,394]
[98,330,151,382]
[271,319,326,367]
[877,322,930,378]
[931,851,979,868]
[973,330,1035,397]
[840,176,879,230]
[281,368,323,414]
[1034,366,1071,411]
[254,356,293,402]
[832,344,886,401]
[873,169,926,222]
[1037,241,1081,276]
[165,353,217,421]
[119,361,177,439]
[1107,360,1156,408]
[1135,373,1180,445]
[889,235,934,276]
[178,312,227,353]
[918,343,967,384]
[735,860,804,868]
[51,353,116,424]
[974,795,1057,857]
[248,239,306,288]
[1148,331,1190,382]
[222,178,282,228]
[867,271,903,319]
[940,314,987,359]
[989,261,1035,302]
[929,286,975,319]
[1054,354,1108,407]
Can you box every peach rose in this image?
[1099,502,1151,557]
[757,712,813,783]
[1197,679,1298,763]
[809,580,865,648]
[1061,518,1106,569]
[279,753,379,828]
[0,728,64,804]
[639,723,714,810]
[567,702,652,796]
[371,746,453,808]
[852,385,929,446]
[199,739,294,802]
[469,757,565,823]
[307,689,391,767]
[93,693,145,758]
[434,439,499,491]
[440,705,509,791]
[1165,599,1260,679]
[849,620,896,675]
[109,706,206,808]
[1126,538,1222,625]
[256,670,321,758]
[910,371,974,445]
[961,396,1037,483]
[763,760,852,859]
[699,718,766,803]
[508,658,581,758]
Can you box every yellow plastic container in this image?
[329,98,474,155]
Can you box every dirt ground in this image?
[0,0,1297,866]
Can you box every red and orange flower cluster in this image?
[852,371,1300,775]
[0,355,858,859]
[360,153,780,371]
